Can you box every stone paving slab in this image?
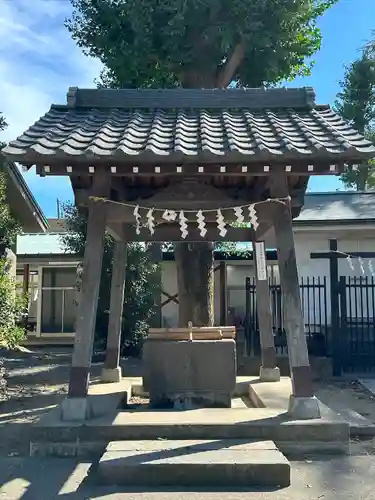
[248,376,375,438]
[98,439,291,487]
[30,406,349,457]
[248,377,291,409]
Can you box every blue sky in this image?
[0,0,374,217]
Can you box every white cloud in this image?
[0,0,103,215]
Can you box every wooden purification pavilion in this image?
[3,87,375,420]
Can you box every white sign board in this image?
[255,241,267,281]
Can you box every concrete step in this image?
[335,408,375,438]
[98,439,291,487]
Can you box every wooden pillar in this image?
[252,236,280,382]
[328,239,342,376]
[61,172,109,421]
[23,264,30,295]
[270,174,320,419]
[23,264,30,330]
[219,261,227,326]
[101,237,128,383]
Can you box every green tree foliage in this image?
[67,0,336,89]
[0,258,27,349]
[335,50,375,191]
[0,113,27,350]
[66,0,337,325]
[61,203,160,355]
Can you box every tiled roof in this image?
[3,88,375,165]
[296,191,375,223]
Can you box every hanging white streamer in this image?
[346,255,355,271]
[248,204,259,231]
[369,260,374,277]
[146,208,155,235]
[196,210,207,238]
[234,206,244,225]
[133,205,142,235]
[179,210,188,239]
[216,209,227,237]
[358,257,366,275]
[162,210,177,222]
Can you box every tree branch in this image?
[216,42,246,88]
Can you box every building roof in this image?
[1,159,48,233]
[3,87,375,167]
[296,191,375,224]
[16,232,71,256]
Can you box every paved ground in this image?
[1,454,375,499]
[1,348,375,499]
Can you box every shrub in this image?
[0,258,27,349]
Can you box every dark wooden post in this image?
[328,239,342,376]
[101,237,128,383]
[270,174,320,419]
[61,172,110,421]
[252,236,280,381]
[23,264,30,330]
[23,264,30,295]
[219,261,228,326]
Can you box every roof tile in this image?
[3,88,375,164]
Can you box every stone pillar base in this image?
[61,397,92,422]
[101,366,122,383]
[259,366,280,382]
[288,395,321,420]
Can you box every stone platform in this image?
[30,376,349,459]
[98,439,291,487]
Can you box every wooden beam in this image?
[23,264,30,295]
[68,171,110,400]
[252,237,278,375]
[103,239,127,374]
[106,222,125,241]
[270,173,317,410]
[122,224,254,242]
[35,161,345,177]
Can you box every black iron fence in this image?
[244,274,375,372]
[244,276,329,357]
[339,276,375,372]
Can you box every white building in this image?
[16,192,375,357]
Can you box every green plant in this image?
[0,258,28,349]
[334,49,375,190]
[61,203,160,356]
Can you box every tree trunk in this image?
[174,64,243,328]
[174,242,215,327]
[357,163,369,191]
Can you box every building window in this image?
[41,267,77,334]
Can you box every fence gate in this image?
[339,276,375,373]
